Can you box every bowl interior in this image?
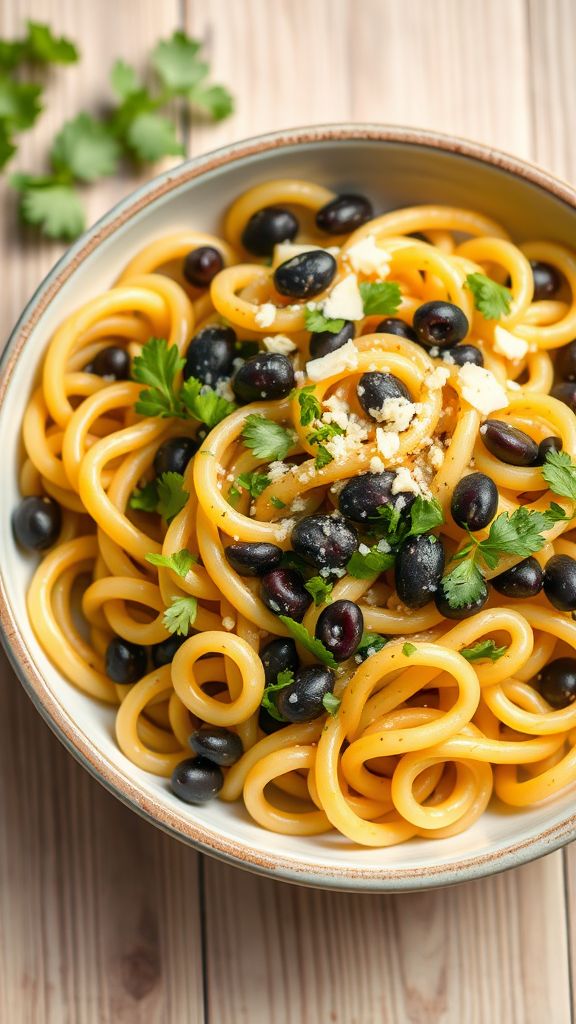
[1,130,575,890]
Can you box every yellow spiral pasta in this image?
[15,180,576,849]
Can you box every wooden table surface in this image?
[1,1,575,1021]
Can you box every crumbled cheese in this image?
[427,366,451,391]
[222,616,235,631]
[441,350,456,365]
[321,274,364,322]
[268,461,290,482]
[376,538,391,553]
[493,325,529,361]
[376,427,401,459]
[306,339,359,381]
[275,517,296,541]
[255,303,277,328]
[344,235,391,277]
[369,456,385,473]
[290,496,306,512]
[457,364,509,415]
[506,378,522,391]
[215,377,235,402]
[391,467,421,496]
[427,443,445,470]
[358,543,371,556]
[371,396,418,431]
[262,334,297,354]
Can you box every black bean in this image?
[492,556,544,598]
[183,325,237,385]
[274,665,336,723]
[259,637,299,687]
[534,436,563,466]
[232,352,295,402]
[551,381,576,414]
[395,535,445,609]
[189,728,243,766]
[291,514,358,570]
[183,246,224,287]
[89,346,131,380]
[543,554,576,611]
[434,579,489,619]
[12,495,61,551]
[225,542,283,576]
[413,301,469,349]
[557,340,576,381]
[530,260,561,301]
[260,568,312,620]
[151,634,187,668]
[357,372,411,420]
[258,705,287,734]
[274,250,337,299]
[451,472,499,531]
[170,757,223,804]
[443,344,484,367]
[309,320,355,359]
[315,600,364,661]
[535,658,576,709]
[480,420,539,466]
[315,194,373,234]
[374,317,418,341]
[105,638,147,684]
[242,206,299,256]
[153,436,198,477]
[338,472,415,523]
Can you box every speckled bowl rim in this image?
[1,123,575,892]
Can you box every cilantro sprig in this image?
[145,548,197,577]
[346,497,444,578]
[465,273,512,320]
[261,669,294,722]
[242,415,296,461]
[11,30,233,239]
[304,576,333,606]
[355,633,388,662]
[542,450,576,502]
[441,503,567,610]
[322,692,341,716]
[278,616,337,669]
[163,596,198,636]
[304,309,346,334]
[132,337,236,427]
[460,639,507,662]
[129,471,188,522]
[360,281,402,316]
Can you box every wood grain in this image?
[0,0,575,1021]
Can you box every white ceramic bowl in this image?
[1,125,575,891]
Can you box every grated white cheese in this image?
[222,616,236,631]
[215,377,235,402]
[255,303,277,328]
[321,274,364,322]
[457,364,509,415]
[290,496,306,512]
[344,235,391,277]
[391,466,421,496]
[493,325,529,361]
[306,339,359,381]
[262,334,297,354]
[376,427,401,459]
[369,455,385,473]
[371,396,418,431]
[268,461,290,482]
[427,366,451,391]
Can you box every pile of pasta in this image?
[20,178,576,847]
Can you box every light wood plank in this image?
[0,2,205,1023]
[184,1,573,1021]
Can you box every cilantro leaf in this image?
[304,576,333,606]
[180,377,236,428]
[163,596,197,636]
[441,559,486,609]
[270,496,286,509]
[133,338,184,418]
[475,505,565,569]
[346,543,395,579]
[0,40,27,72]
[406,496,444,537]
[242,415,295,461]
[188,82,234,121]
[377,503,402,537]
[307,421,345,446]
[295,385,322,426]
[322,692,341,715]
[359,281,402,316]
[129,480,159,512]
[0,75,42,131]
[0,121,16,169]
[110,60,140,100]
[235,471,271,499]
[542,450,576,502]
[151,31,205,93]
[51,113,121,182]
[461,639,507,662]
[403,642,417,656]
[16,182,85,239]
[278,616,338,668]
[145,548,196,577]
[304,308,346,334]
[465,272,511,320]
[355,633,388,662]
[24,21,79,64]
[156,472,188,521]
[126,111,184,162]
[261,668,294,722]
[314,445,333,470]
